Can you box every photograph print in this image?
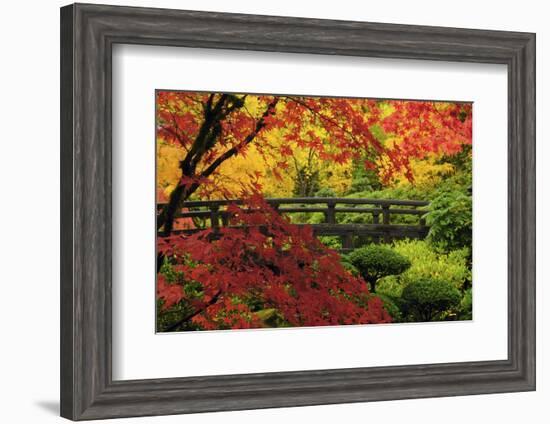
[155,90,473,333]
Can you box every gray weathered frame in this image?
[60,3,536,421]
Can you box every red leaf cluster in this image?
[380,101,472,181]
[157,194,392,330]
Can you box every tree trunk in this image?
[368,277,377,293]
[157,97,279,237]
[156,97,279,273]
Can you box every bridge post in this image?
[221,211,229,227]
[382,205,391,243]
[419,214,426,227]
[372,208,381,244]
[209,205,220,230]
[325,200,336,224]
[342,232,354,250]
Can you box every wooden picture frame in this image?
[60,3,536,420]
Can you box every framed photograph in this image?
[60,3,535,420]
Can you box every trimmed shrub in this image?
[376,293,402,322]
[401,278,461,322]
[340,256,360,277]
[381,239,471,290]
[347,245,411,292]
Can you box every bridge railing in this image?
[157,197,430,249]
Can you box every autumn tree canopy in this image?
[156,91,472,235]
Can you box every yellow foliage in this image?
[156,139,184,199]
[204,127,353,198]
[317,160,352,195]
[210,141,295,198]
[156,126,354,201]
[392,155,455,190]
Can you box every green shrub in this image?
[376,293,402,321]
[340,256,359,276]
[458,288,473,320]
[157,257,204,332]
[314,187,337,198]
[345,185,429,203]
[348,154,383,194]
[288,210,325,225]
[401,279,461,322]
[381,239,471,290]
[435,144,472,194]
[346,245,411,292]
[318,235,342,251]
[340,186,429,226]
[425,190,472,252]
[253,308,289,328]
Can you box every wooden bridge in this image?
[158,197,430,250]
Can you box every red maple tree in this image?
[157,194,391,331]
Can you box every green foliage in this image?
[346,245,411,292]
[156,299,200,332]
[376,293,403,321]
[349,162,383,194]
[459,288,473,320]
[314,187,337,198]
[437,144,472,182]
[401,278,461,322]
[375,277,405,322]
[253,308,289,327]
[340,256,359,276]
[288,210,325,225]
[425,144,473,254]
[376,241,472,323]
[425,190,472,252]
[376,276,405,299]
[156,257,204,332]
[345,125,387,194]
[347,185,429,202]
[381,239,471,290]
[159,256,181,283]
[318,235,343,251]
[339,186,429,227]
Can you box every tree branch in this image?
[157,94,251,235]
[199,98,279,179]
[164,290,222,332]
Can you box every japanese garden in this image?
[155,91,473,332]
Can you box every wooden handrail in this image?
[157,197,429,209]
[157,197,430,249]
[169,207,427,219]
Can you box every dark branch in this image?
[164,290,222,332]
[200,98,279,179]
